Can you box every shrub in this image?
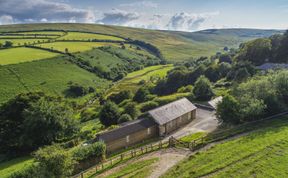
[140,101,159,112]
[34,145,75,178]
[177,85,193,93]
[108,90,132,104]
[10,165,40,178]
[123,102,140,119]
[133,87,150,103]
[72,141,106,162]
[193,75,214,101]
[99,101,121,127]
[118,114,133,124]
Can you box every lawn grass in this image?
[0,39,51,46]
[162,116,288,178]
[5,31,66,36]
[179,132,207,142]
[0,47,59,65]
[0,56,111,104]
[36,42,120,53]
[0,156,34,178]
[107,64,173,94]
[58,32,124,41]
[98,158,159,178]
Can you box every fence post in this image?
[95,165,97,173]
[159,141,162,149]
[81,173,84,178]
[121,154,124,161]
[141,147,143,154]
[150,144,153,151]
[102,163,104,170]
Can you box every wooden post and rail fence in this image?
[72,111,288,178]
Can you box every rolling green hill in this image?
[0,56,111,105]
[163,116,288,178]
[0,23,282,61]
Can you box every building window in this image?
[126,135,130,143]
[147,128,151,135]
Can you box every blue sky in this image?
[0,0,287,31]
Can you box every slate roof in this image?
[97,118,156,142]
[257,63,288,70]
[148,98,197,125]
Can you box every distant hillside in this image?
[0,24,283,61]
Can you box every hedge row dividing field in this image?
[35,42,120,53]
[162,116,288,178]
[58,32,124,41]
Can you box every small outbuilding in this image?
[148,98,197,136]
[97,98,197,152]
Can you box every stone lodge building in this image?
[97,98,197,152]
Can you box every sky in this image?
[0,0,287,31]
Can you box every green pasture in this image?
[0,156,34,178]
[107,65,173,94]
[97,158,159,178]
[163,116,288,178]
[58,32,124,41]
[0,57,111,104]
[0,47,59,65]
[0,24,277,61]
[36,42,120,53]
[0,39,51,46]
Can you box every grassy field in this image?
[0,39,51,46]
[36,42,120,53]
[0,56,110,104]
[162,116,288,178]
[107,64,173,94]
[0,47,59,65]
[0,24,280,61]
[179,132,207,142]
[0,156,34,178]
[97,158,159,178]
[5,31,66,36]
[58,32,124,41]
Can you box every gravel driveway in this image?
[163,108,219,141]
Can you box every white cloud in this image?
[167,12,219,31]
[97,9,140,25]
[0,15,14,25]
[120,1,158,8]
[0,0,95,23]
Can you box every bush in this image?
[193,75,214,101]
[133,87,150,103]
[34,145,75,178]
[10,165,40,178]
[140,101,159,112]
[108,90,132,104]
[118,114,133,124]
[123,102,140,119]
[99,101,121,127]
[65,83,90,98]
[177,85,193,93]
[72,142,106,162]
